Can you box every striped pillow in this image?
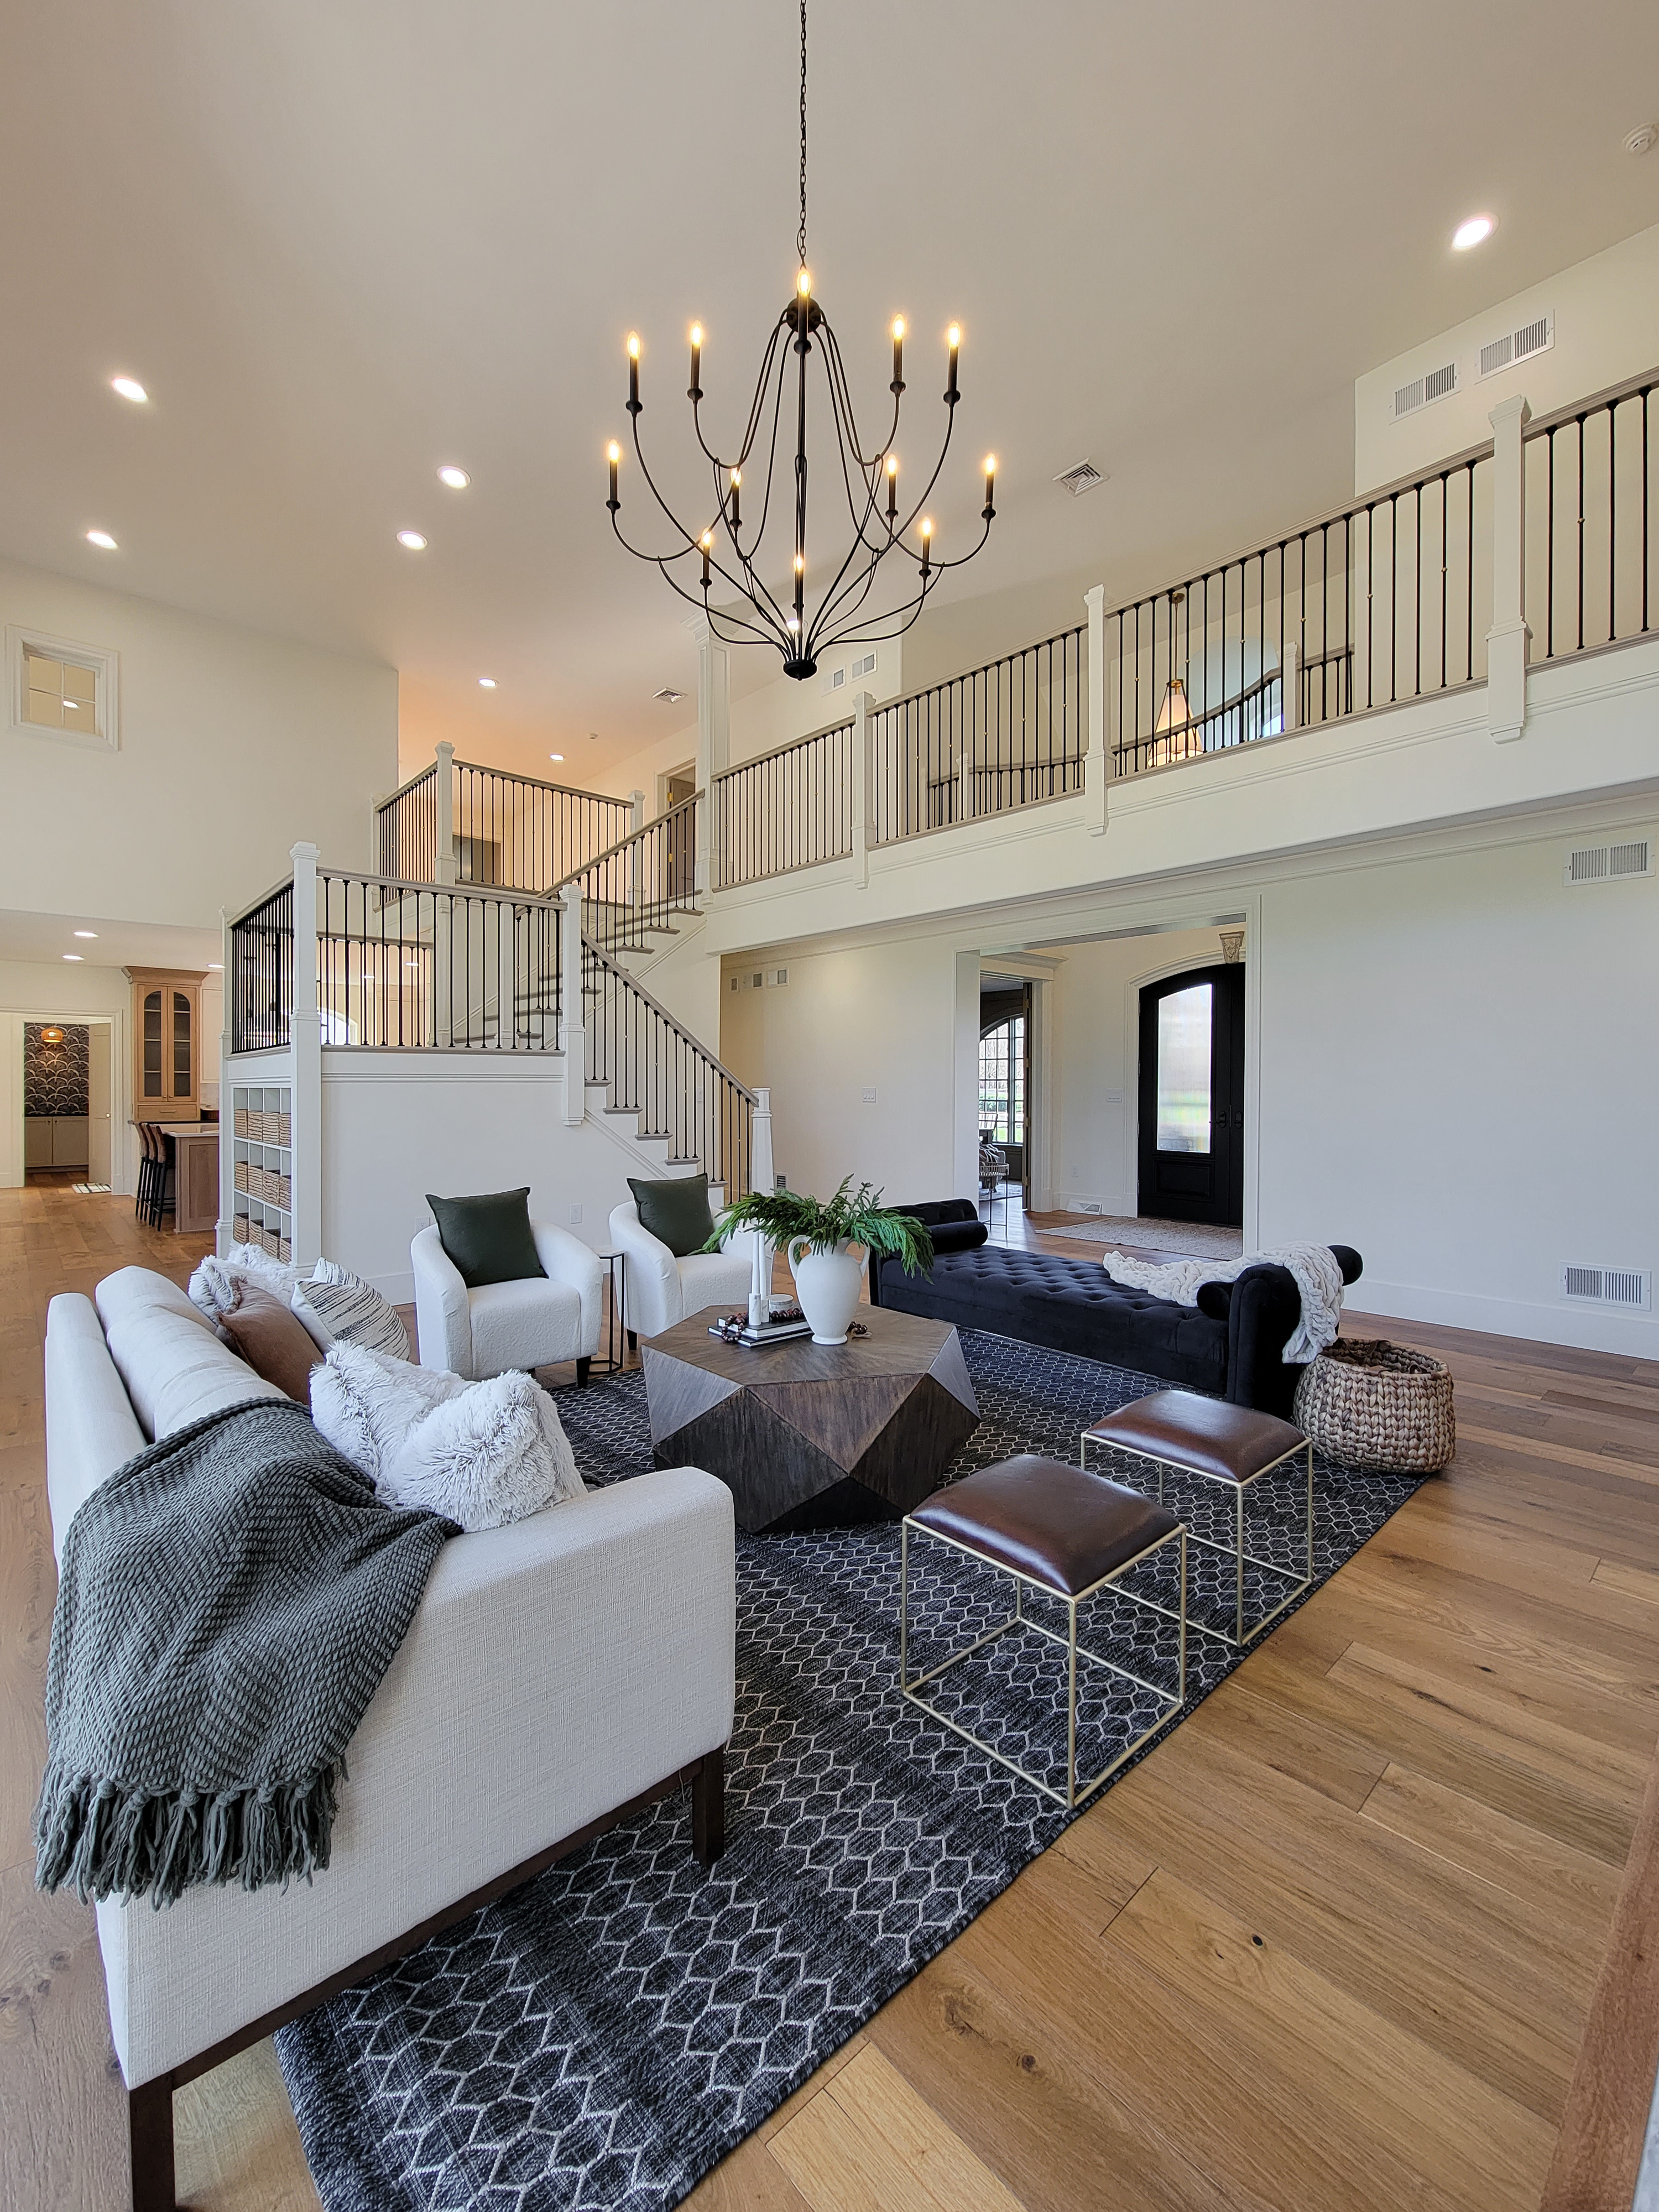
[294,1275,410,1361]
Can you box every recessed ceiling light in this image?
[549,752,565,763]
[1452,213,1495,252]
[63,953,83,962]
[111,375,148,403]
[86,528,118,550]
[208,962,223,971]
[74,929,97,938]
[478,676,497,688]
[396,529,428,551]
[437,465,471,489]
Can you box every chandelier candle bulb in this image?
[689,324,702,399]
[946,324,961,405]
[700,531,713,587]
[891,316,905,393]
[627,333,640,414]
[607,441,620,510]
[920,517,933,578]
[983,454,996,518]
[886,453,899,523]
[728,468,742,529]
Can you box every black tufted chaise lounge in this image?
[869,1199,1363,1420]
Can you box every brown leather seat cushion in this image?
[908,1454,1180,1598]
[1086,1389,1305,1486]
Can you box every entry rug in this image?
[276,1332,1421,2212]
[1034,1212,1244,1258]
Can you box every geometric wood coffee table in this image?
[641,1305,980,1533]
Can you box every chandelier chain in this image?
[797,0,808,270]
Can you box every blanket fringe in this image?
[34,1762,340,1910]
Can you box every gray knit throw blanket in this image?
[35,1397,457,1910]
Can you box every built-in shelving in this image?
[231,1084,293,1260]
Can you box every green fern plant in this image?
[705,1176,935,1274]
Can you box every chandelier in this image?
[604,0,997,681]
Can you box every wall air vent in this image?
[1054,459,1106,497]
[1562,1265,1651,1310]
[1480,313,1553,380]
[1564,838,1652,884]
[1393,362,1459,420]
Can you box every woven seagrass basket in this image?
[1293,1337,1455,1473]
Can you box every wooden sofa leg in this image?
[576,1355,591,1387]
[692,1745,726,1867]
[129,2078,176,2212]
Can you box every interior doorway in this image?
[1136,963,1244,1224]
[978,984,1031,1212]
[19,1018,114,1189]
[661,764,697,898]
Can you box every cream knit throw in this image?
[1102,1241,1345,1363]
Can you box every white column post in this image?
[559,883,586,1126]
[289,842,323,1271]
[434,740,457,884]
[215,906,236,1256]
[629,787,645,911]
[851,691,875,889]
[692,620,729,895]
[1082,583,1109,836]
[1487,392,1532,743]
[369,792,385,877]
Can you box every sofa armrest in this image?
[100,1465,736,2088]
[531,1222,604,1356]
[411,1224,472,1376]
[607,1202,681,1336]
[1224,1263,1307,1420]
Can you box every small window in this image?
[8,625,119,749]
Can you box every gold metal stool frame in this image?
[1080,1428,1313,1650]
[899,1517,1187,1811]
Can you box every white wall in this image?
[1354,221,1659,494]
[1,559,398,930]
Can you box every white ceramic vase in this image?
[786,1237,869,1346]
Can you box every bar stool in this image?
[134,1124,161,1224]
[139,1124,175,1230]
[1082,1391,1313,1650]
[901,1454,1187,1809]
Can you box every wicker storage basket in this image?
[233,1108,251,1139]
[1293,1338,1455,1473]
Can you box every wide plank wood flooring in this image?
[4,1181,1656,2210]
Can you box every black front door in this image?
[1136,964,1245,1224]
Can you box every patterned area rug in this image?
[1036,1213,1244,1257]
[276,1331,1420,2212]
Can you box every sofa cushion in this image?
[426,1187,545,1289]
[877,1246,1229,1396]
[95,1269,283,1441]
[628,1173,716,1259]
[44,1293,148,1559]
[215,1281,323,1403]
[467,1275,583,1374]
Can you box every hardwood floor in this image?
[4,1180,1657,2211]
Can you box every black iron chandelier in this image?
[604,0,996,681]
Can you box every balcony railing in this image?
[229,878,295,1055]
[375,753,633,894]
[1526,375,1656,661]
[583,941,755,1197]
[561,793,700,956]
[711,720,854,890]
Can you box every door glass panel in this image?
[1156,984,1212,1153]
[143,989,163,1098]
[172,992,192,1096]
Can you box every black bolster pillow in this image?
[925,1219,990,1258]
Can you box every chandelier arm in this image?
[817,320,893,476]
[637,542,789,645]
[690,314,792,474]
[627,418,714,557]
[804,474,897,645]
[727,338,794,576]
[813,573,943,661]
[930,512,996,570]
[805,556,886,650]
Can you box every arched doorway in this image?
[1136,963,1244,1224]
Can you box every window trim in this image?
[6,624,121,751]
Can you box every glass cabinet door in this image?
[142,990,163,1099]
[172,991,192,1100]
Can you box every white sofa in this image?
[607,1199,754,1342]
[44,1266,735,2212]
[411,1219,602,1383]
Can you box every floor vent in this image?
[1564,838,1652,884]
[1054,458,1106,497]
[1562,1265,1651,1310]
[1480,312,1553,380]
[1394,362,1458,420]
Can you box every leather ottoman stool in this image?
[901,1454,1187,1809]
[1082,1390,1312,1650]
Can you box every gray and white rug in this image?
[276,1330,1420,2212]
[1036,1212,1244,1258]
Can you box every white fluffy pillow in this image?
[189,1243,300,1319]
[309,1341,585,1531]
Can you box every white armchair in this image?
[608,1200,755,1343]
[412,1220,603,1383]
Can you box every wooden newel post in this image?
[289,842,322,1272]
[559,883,585,1128]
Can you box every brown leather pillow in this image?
[215,1280,321,1404]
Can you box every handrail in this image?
[708,714,856,785]
[325,865,568,912]
[552,792,698,890]
[583,934,756,1094]
[1522,361,1659,441]
[452,758,635,809]
[375,759,437,811]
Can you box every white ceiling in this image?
[0,908,221,975]
[2,0,1655,782]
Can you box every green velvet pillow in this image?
[628,1173,716,1259]
[426,1187,545,1288]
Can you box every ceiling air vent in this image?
[1054,459,1106,497]
[1480,312,1553,380]
[653,687,686,704]
[1562,1265,1651,1310]
[1394,362,1459,420]
[1564,838,1652,884]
